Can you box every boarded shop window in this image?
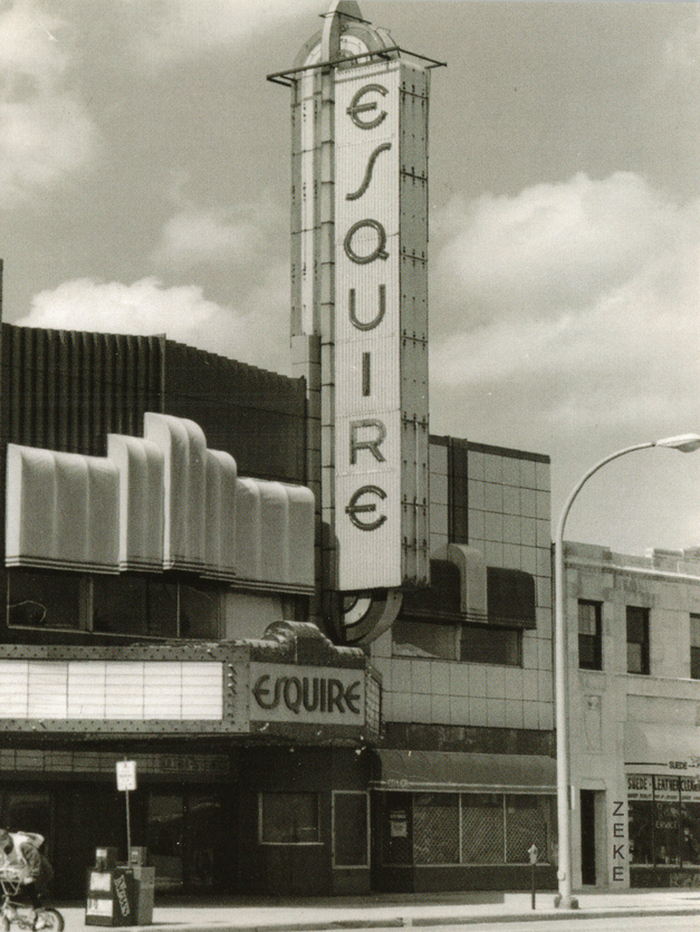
[259,793,320,844]
[333,792,368,867]
[461,794,504,864]
[377,792,554,867]
[505,795,551,864]
[578,600,602,670]
[626,606,650,674]
[460,624,521,666]
[690,614,700,679]
[7,569,85,629]
[414,794,459,865]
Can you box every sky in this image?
[0,0,699,556]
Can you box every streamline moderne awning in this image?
[624,722,700,774]
[371,749,556,794]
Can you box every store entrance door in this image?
[146,789,231,892]
[580,790,597,885]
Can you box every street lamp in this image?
[553,433,700,909]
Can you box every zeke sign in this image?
[334,58,430,591]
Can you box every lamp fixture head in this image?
[654,433,700,453]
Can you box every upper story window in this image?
[578,600,602,670]
[626,605,650,675]
[392,618,521,666]
[460,624,521,666]
[690,614,700,680]
[7,568,221,640]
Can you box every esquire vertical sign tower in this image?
[269,1,442,637]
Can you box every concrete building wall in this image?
[566,542,700,889]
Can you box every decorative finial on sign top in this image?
[323,1,366,24]
[321,1,368,61]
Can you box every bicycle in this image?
[0,874,64,931]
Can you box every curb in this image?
[119,904,700,931]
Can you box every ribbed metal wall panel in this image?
[2,325,165,455]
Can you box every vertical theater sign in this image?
[270,1,443,638]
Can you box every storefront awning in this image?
[371,749,556,793]
[625,722,700,774]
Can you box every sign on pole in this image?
[116,759,136,857]
[116,760,137,792]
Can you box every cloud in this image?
[0,0,99,206]
[429,172,700,448]
[151,201,275,271]
[14,273,292,374]
[661,9,700,79]
[434,172,686,322]
[129,0,319,71]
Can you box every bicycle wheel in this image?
[35,909,64,931]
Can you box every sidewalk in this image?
[64,887,700,931]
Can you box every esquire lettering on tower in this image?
[272,0,441,608]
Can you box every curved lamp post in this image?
[553,433,700,909]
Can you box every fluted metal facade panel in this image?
[162,341,306,484]
[2,325,164,456]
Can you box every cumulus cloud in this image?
[14,273,292,374]
[435,172,686,322]
[0,0,99,206]
[430,172,700,446]
[151,200,276,271]
[129,0,319,71]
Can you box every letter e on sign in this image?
[116,760,137,791]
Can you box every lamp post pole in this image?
[553,434,700,909]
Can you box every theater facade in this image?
[0,1,559,898]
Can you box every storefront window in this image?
[653,776,681,866]
[628,774,700,868]
[7,569,84,630]
[629,801,654,865]
[414,794,459,865]
[259,793,320,844]
[461,794,504,864]
[681,801,700,867]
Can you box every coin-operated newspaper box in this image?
[85,848,155,926]
[85,855,136,927]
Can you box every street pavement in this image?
[58,887,700,931]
